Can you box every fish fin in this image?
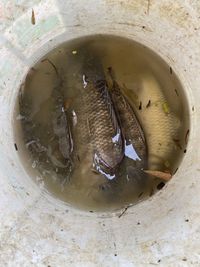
[110,101,120,133]
[101,81,122,136]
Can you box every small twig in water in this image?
[118,207,128,218]
[118,205,132,218]
[14,143,18,151]
[174,89,179,96]
[31,9,36,25]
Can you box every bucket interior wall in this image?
[0,1,199,266]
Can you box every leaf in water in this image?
[144,170,172,181]
[162,102,170,114]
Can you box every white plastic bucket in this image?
[0,1,199,266]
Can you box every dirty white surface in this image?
[0,0,200,266]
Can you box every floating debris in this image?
[31,9,36,25]
[138,192,144,198]
[14,143,18,151]
[144,170,172,181]
[146,100,151,108]
[118,206,128,218]
[32,160,37,168]
[162,102,170,114]
[185,129,190,145]
[174,89,179,96]
[157,182,165,190]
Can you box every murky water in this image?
[14,35,189,211]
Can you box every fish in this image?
[107,67,147,170]
[107,70,179,181]
[82,67,149,200]
[39,74,74,184]
[131,73,181,171]
[51,77,73,162]
[19,68,73,181]
[67,48,124,180]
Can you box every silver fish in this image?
[107,67,147,169]
[68,50,124,178]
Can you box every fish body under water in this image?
[107,68,148,170]
[68,50,124,180]
[51,78,73,161]
[134,73,181,172]
[106,70,175,182]
[19,72,73,182]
